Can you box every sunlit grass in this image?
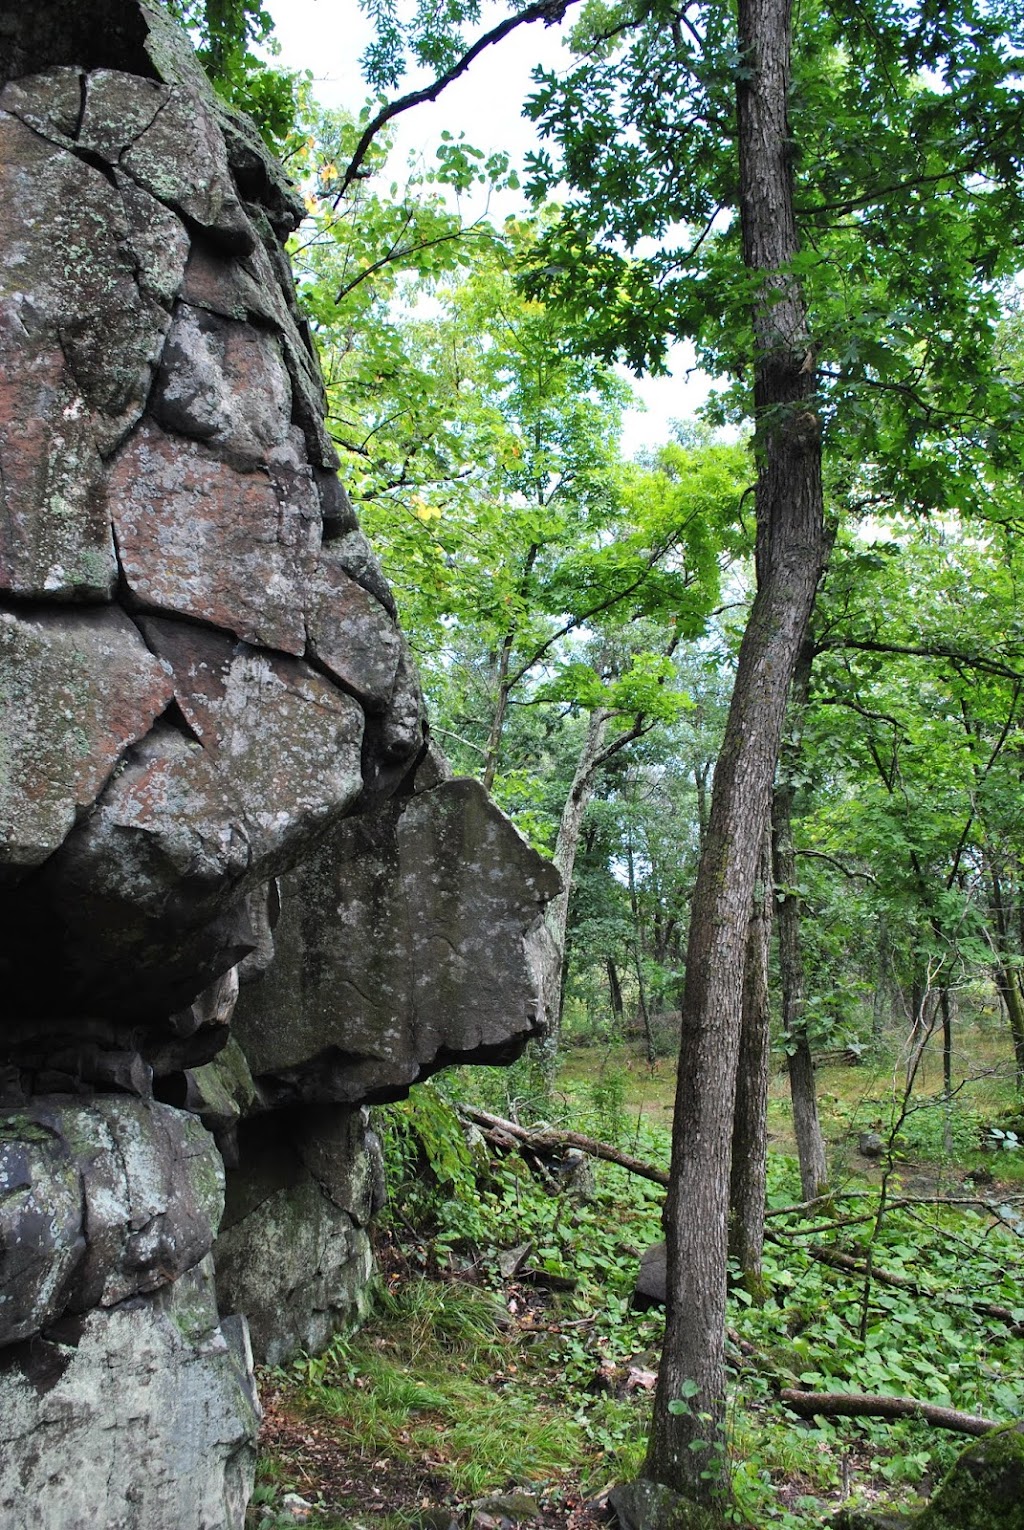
[285,1280,586,1499]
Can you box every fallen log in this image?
[458,1105,670,1188]
[779,1388,999,1436]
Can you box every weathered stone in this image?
[215,1111,374,1364]
[609,1478,731,1530]
[231,779,560,1103]
[382,638,427,759]
[0,0,155,86]
[109,421,320,653]
[0,1111,83,1348]
[40,635,364,1015]
[0,307,114,599]
[328,525,399,616]
[633,1241,667,1309]
[0,1258,259,1530]
[245,206,342,470]
[216,100,305,236]
[180,1036,260,1142]
[181,236,284,326]
[312,464,353,529]
[916,1426,1024,1529]
[169,966,240,1045]
[235,878,281,983]
[0,106,178,436]
[115,174,192,308]
[306,545,403,710]
[151,302,293,453]
[0,1097,222,1345]
[137,619,365,841]
[295,1105,381,1226]
[0,65,84,138]
[83,68,254,253]
[0,606,173,878]
[0,111,168,595]
[471,1494,543,1525]
[77,66,166,158]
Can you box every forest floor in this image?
[249,1023,1024,1530]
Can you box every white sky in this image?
[265,0,716,454]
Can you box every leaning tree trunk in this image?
[728,829,774,1294]
[643,0,829,1503]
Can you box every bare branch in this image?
[336,0,584,201]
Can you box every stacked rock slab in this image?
[0,4,559,1526]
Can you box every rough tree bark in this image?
[771,645,829,1202]
[641,0,830,1506]
[728,830,773,1293]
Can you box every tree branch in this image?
[459,1104,670,1187]
[336,0,583,201]
[818,635,1024,682]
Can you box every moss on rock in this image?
[832,1427,1024,1530]
[917,1426,1024,1530]
[608,1478,733,1530]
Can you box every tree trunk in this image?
[607,957,624,1023]
[644,0,828,1500]
[872,916,891,1042]
[771,694,829,1202]
[987,866,1024,1090]
[940,986,954,1155]
[536,708,611,1064]
[728,829,773,1294]
[481,543,539,792]
[627,833,657,1064]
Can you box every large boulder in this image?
[0,4,561,1525]
[0,1257,259,1530]
[231,776,561,1106]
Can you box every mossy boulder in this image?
[609,1477,733,1530]
[834,1426,1024,1530]
[918,1426,1024,1530]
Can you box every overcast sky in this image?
[265,0,715,453]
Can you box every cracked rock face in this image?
[232,777,562,1108]
[0,2,561,1523]
[0,0,421,1037]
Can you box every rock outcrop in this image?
[0,4,558,1524]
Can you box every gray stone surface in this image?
[0,606,173,879]
[39,634,364,1015]
[0,1097,223,1346]
[634,1241,668,1309]
[110,420,320,654]
[231,778,561,1104]
[215,1108,375,1363]
[0,1257,259,1530]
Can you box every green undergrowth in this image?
[254,1058,1024,1529]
